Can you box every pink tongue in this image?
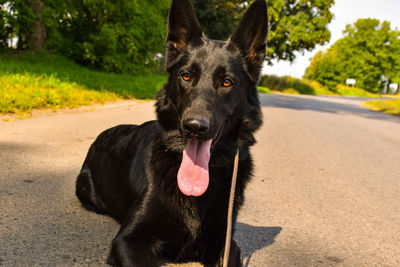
[177,139,212,196]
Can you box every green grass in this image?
[259,75,386,97]
[258,81,384,97]
[335,84,379,97]
[0,52,167,116]
[362,99,400,117]
[257,86,272,93]
[0,72,118,114]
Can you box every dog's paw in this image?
[106,252,116,266]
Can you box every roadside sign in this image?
[346,79,356,87]
[389,83,399,94]
[389,83,398,90]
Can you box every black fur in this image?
[76,0,268,266]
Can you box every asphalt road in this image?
[1,94,399,266]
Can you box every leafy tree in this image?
[42,0,170,74]
[193,0,335,63]
[305,18,400,92]
[267,0,334,63]
[192,0,245,40]
[2,0,170,74]
[0,1,14,48]
[0,0,40,50]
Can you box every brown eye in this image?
[222,79,233,87]
[181,73,192,81]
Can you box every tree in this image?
[193,0,335,64]
[0,2,13,48]
[305,18,400,92]
[192,0,245,40]
[27,0,46,50]
[1,0,170,74]
[0,0,45,50]
[1,1,33,50]
[41,0,171,74]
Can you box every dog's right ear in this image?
[166,0,203,67]
[229,0,268,82]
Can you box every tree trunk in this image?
[28,0,46,51]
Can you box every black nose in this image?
[183,118,210,136]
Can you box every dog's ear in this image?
[166,0,203,67]
[229,0,268,81]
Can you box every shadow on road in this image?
[235,222,282,267]
[260,94,400,123]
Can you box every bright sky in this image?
[262,0,400,78]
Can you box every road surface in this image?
[1,94,399,266]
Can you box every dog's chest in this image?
[172,195,202,240]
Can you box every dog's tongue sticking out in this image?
[178,138,212,196]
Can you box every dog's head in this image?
[156,0,268,196]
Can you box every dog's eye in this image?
[181,73,192,81]
[222,79,233,87]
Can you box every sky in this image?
[262,0,400,78]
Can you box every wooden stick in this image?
[223,148,239,267]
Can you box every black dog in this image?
[76,0,268,266]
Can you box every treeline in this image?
[305,18,400,93]
[1,0,335,75]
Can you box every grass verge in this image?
[0,52,167,117]
[0,72,118,114]
[335,84,379,97]
[362,99,400,117]
[258,75,384,97]
[257,86,272,94]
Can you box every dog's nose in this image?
[183,118,209,136]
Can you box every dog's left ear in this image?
[166,0,203,68]
[229,0,268,81]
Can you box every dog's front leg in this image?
[203,239,242,267]
[108,229,160,267]
[224,239,243,267]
